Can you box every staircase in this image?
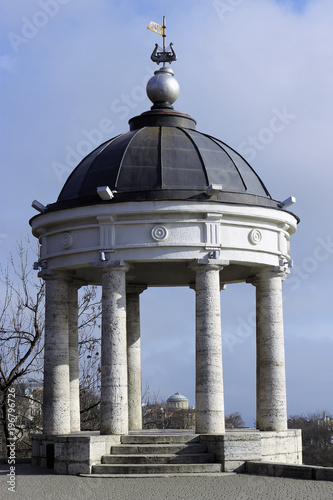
[89,433,222,475]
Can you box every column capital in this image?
[94,260,130,274]
[69,278,86,290]
[38,269,75,281]
[126,284,147,295]
[247,265,290,286]
[39,270,85,289]
[189,258,229,272]
[190,282,226,291]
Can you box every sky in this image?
[1,0,332,427]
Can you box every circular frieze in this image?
[248,229,262,245]
[151,225,168,241]
[61,232,73,249]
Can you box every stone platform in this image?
[31,429,302,475]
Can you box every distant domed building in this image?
[167,392,189,410]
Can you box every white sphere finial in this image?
[146,67,180,109]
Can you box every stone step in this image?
[92,463,222,475]
[89,434,220,476]
[121,434,199,445]
[102,453,217,465]
[111,443,207,455]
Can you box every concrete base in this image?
[31,429,302,475]
[245,461,333,481]
[31,432,120,475]
[200,429,302,472]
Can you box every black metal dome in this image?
[47,108,279,212]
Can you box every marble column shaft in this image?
[68,282,80,433]
[126,286,146,431]
[100,264,129,435]
[254,269,288,431]
[194,261,225,434]
[43,273,71,435]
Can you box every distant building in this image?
[17,379,43,434]
[166,393,195,429]
[142,393,195,430]
[317,411,333,444]
[167,392,189,410]
[318,411,333,428]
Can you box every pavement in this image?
[1,463,333,500]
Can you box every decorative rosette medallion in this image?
[248,229,262,245]
[61,232,73,249]
[151,225,168,241]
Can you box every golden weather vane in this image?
[147,16,177,66]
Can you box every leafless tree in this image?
[288,412,333,466]
[225,411,245,429]
[0,238,102,457]
[78,286,101,430]
[0,239,44,456]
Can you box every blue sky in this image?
[274,0,311,11]
[1,0,332,426]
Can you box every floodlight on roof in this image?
[99,251,110,262]
[97,186,116,200]
[31,200,46,212]
[279,196,296,209]
[206,184,223,197]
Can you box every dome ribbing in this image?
[47,109,277,212]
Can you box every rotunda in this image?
[30,32,302,473]
[167,393,189,410]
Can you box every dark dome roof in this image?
[47,109,279,212]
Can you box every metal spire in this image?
[148,16,177,67]
[146,17,180,109]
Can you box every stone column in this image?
[68,281,81,433]
[192,260,228,434]
[42,272,71,435]
[252,267,288,431]
[100,263,129,435]
[126,285,147,431]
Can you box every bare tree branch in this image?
[0,237,103,456]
